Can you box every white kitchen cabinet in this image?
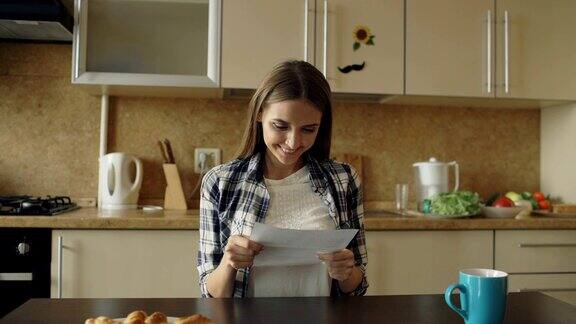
[51,230,200,298]
[495,230,576,305]
[496,0,576,100]
[221,0,315,89]
[222,0,404,95]
[365,231,493,295]
[407,0,576,100]
[72,0,220,89]
[509,274,576,306]
[406,0,493,98]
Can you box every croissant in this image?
[145,311,168,324]
[85,316,118,324]
[124,310,147,324]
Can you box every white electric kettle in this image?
[413,157,459,211]
[99,152,143,210]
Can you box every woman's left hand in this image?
[317,249,355,282]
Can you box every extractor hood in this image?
[0,0,73,42]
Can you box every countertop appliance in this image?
[413,157,459,211]
[0,196,79,216]
[100,153,143,210]
[0,228,51,318]
[0,0,73,42]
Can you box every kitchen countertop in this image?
[1,208,575,230]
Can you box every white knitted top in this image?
[247,165,335,297]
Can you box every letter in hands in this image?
[317,249,355,282]
[224,235,264,270]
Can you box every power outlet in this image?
[194,148,221,173]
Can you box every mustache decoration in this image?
[338,61,365,74]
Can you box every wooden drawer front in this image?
[495,230,576,273]
[509,274,576,306]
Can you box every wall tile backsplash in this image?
[0,43,540,207]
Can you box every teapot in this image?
[413,157,459,211]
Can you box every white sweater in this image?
[247,166,335,297]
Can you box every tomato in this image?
[538,199,551,210]
[533,192,546,202]
[493,197,515,208]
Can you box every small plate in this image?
[405,210,479,219]
[114,316,178,323]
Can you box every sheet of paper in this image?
[250,222,358,267]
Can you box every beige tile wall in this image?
[0,43,540,207]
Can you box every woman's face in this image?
[259,99,322,171]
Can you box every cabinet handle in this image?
[518,243,576,248]
[304,0,309,62]
[503,10,510,94]
[58,235,63,299]
[0,273,33,281]
[486,10,492,94]
[74,0,82,80]
[322,0,328,77]
[519,288,576,292]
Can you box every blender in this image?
[413,157,459,211]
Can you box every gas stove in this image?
[0,196,79,216]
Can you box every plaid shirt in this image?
[197,152,368,298]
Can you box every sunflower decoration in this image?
[353,25,375,51]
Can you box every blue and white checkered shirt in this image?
[197,152,368,297]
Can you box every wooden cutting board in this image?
[334,153,363,184]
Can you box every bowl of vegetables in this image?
[482,195,530,218]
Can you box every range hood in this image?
[0,0,73,42]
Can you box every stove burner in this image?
[0,196,79,216]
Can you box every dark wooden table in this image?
[1,292,575,323]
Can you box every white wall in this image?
[541,103,576,203]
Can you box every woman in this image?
[197,60,368,298]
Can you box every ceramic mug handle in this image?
[444,283,468,321]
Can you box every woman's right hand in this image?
[223,235,264,270]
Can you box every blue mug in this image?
[444,269,508,324]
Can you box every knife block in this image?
[162,163,187,210]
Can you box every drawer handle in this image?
[0,272,33,281]
[518,243,576,248]
[519,288,576,292]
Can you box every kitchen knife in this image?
[163,138,175,164]
[158,140,169,163]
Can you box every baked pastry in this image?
[123,317,146,324]
[174,314,213,324]
[145,311,168,324]
[127,310,147,320]
[85,316,118,324]
[123,310,147,324]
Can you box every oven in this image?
[0,196,78,318]
[0,228,51,318]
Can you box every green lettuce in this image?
[430,191,481,217]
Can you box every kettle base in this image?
[101,204,138,210]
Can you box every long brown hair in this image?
[236,60,333,161]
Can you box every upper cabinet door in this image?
[496,0,576,100]
[72,0,221,88]
[406,0,494,97]
[316,0,404,94]
[221,0,315,89]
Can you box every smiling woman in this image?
[196,60,368,299]
[258,100,322,179]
